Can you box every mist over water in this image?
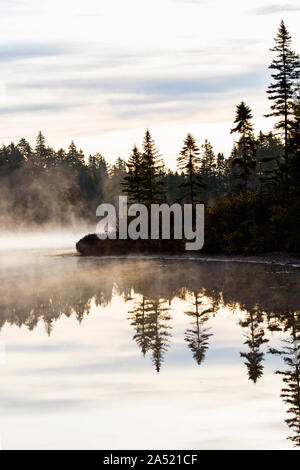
[0,235,299,449]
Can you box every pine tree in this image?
[290,86,300,194]
[56,148,67,163]
[255,131,282,192]
[78,149,85,165]
[265,20,300,192]
[140,129,165,205]
[66,140,81,168]
[0,143,24,174]
[177,133,204,205]
[166,170,184,203]
[201,139,217,197]
[17,138,32,161]
[122,145,144,203]
[108,157,127,203]
[216,152,226,196]
[230,101,257,190]
[201,140,216,179]
[88,153,108,201]
[35,131,47,166]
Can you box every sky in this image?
[0,0,299,169]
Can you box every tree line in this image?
[0,20,299,252]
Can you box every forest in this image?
[0,20,299,254]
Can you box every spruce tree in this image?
[108,157,127,203]
[140,129,165,205]
[216,152,226,196]
[66,140,80,168]
[177,133,204,205]
[122,145,144,203]
[256,131,282,192]
[17,138,32,161]
[230,101,257,190]
[201,139,217,197]
[88,153,108,201]
[290,87,300,194]
[265,20,300,192]
[35,131,47,166]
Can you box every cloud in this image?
[251,4,300,15]
[19,71,265,97]
[0,43,71,63]
[171,0,208,3]
[0,395,86,414]
[0,103,75,115]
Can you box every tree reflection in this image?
[0,258,300,444]
[239,308,269,383]
[128,296,152,357]
[184,291,213,365]
[269,310,300,447]
[128,296,172,372]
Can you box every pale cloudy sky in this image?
[0,0,299,168]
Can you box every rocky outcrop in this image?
[76,234,185,256]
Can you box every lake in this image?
[0,233,299,449]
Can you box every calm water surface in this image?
[0,234,299,449]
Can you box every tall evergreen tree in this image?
[201,139,217,198]
[177,133,204,205]
[166,170,184,203]
[255,131,282,192]
[35,131,47,166]
[216,152,226,196]
[66,140,80,168]
[230,101,257,190]
[265,20,300,192]
[290,86,300,194]
[140,129,165,205]
[0,143,24,175]
[17,138,32,161]
[122,145,144,203]
[108,157,127,203]
[88,153,108,201]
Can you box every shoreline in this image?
[74,232,300,266]
[72,251,300,267]
[185,252,300,267]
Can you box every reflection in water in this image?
[269,311,300,447]
[0,256,300,448]
[129,296,172,372]
[239,308,269,383]
[184,291,213,365]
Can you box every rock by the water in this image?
[76,234,185,256]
